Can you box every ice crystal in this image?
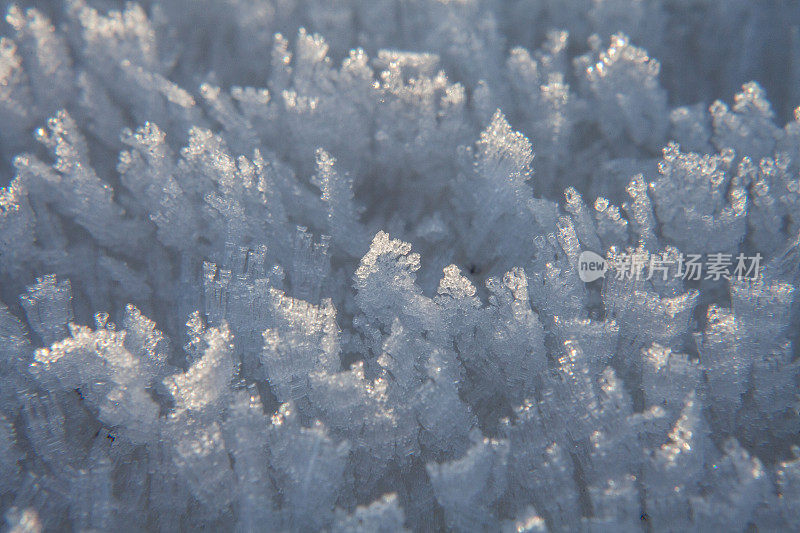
[1,0,799,531]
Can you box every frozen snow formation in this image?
[2,0,800,531]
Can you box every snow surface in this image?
[1,0,800,531]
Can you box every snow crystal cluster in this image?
[1,0,800,531]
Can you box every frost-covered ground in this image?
[1,1,800,531]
